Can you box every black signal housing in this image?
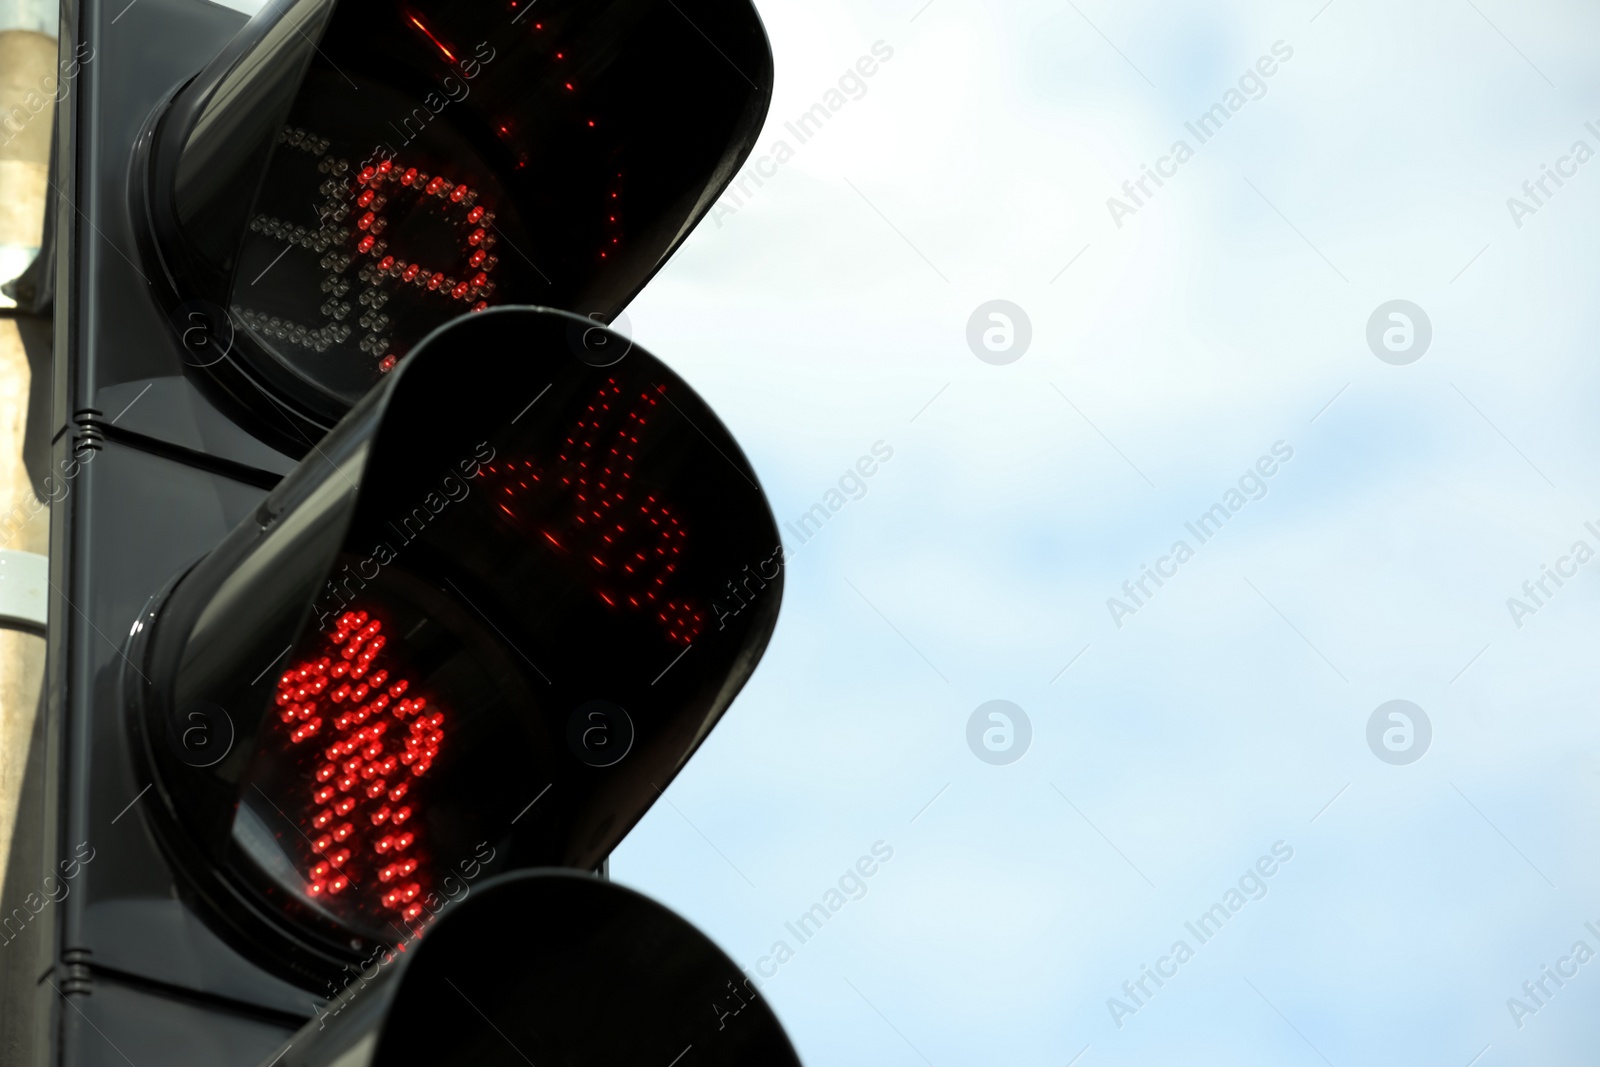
[133,0,773,449]
[124,307,783,988]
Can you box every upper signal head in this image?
[135,0,772,447]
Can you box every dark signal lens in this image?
[226,70,536,410]
[477,379,703,646]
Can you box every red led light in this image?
[481,383,701,645]
[406,12,457,62]
[274,610,444,933]
[337,151,502,372]
[243,117,551,382]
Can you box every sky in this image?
[233,0,1600,1062]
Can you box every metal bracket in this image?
[0,550,47,635]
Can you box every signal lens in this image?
[479,379,702,645]
[264,610,443,936]
[232,125,520,402]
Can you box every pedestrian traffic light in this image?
[35,0,779,1061]
[262,869,802,1066]
[124,306,782,989]
[135,0,772,448]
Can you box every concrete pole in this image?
[0,7,56,1055]
[0,0,57,310]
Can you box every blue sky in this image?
[231,0,1600,1061]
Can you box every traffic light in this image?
[266,869,802,1066]
[33,0,783,1062]
[124,306,782,990]
[135,0,773,449]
